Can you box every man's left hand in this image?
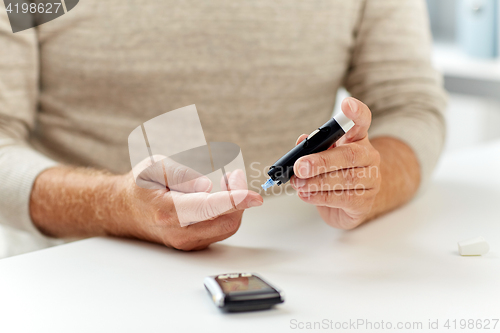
[291,97,382,230]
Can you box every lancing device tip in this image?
[261,178,276,191]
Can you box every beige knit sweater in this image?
[0,0,446,251]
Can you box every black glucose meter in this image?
[204,273,284,312]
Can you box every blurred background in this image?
[427,0,500,152]
[337,0,500,153]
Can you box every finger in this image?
[161,158,213,193]
[135,155,212,193]
[221,169,248,191]
[297,189,376,212]
[291,167,378,193]
[227,169,248,190]
[221,169,250,207]
[340,97,371,143]
[176,210,244,249]
[316,206,365,230]
[171,189,263,226]
[294,140,375,178]
[296,134,308,146]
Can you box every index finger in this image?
[340,97,371,143]
[171,189,263,227]
[294,140,373,178]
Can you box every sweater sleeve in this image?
[344,0,447,194]
[0,8,59,239]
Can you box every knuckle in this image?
[345,168,358,187]
[220,215,241,235]
[341,190,363,207]
[171,236,207,252]
[353,191,365,206]
[343,146,357,166]
[154,204,175,225]
[172,165,189,187]
[338,218,358,230]
[155,209,169,224]
[154,207,165,222]
[369,173,380,188]
[371,149,381,165]
[200,202,217,221]
[170,237,190,250]
[317,173,328,190]
[321,191,332,206]
[316,153,330,175]
[193,196,218,221]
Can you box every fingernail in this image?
[194,177,212,192]
[347,98,358,113]
[298,191,310,198]
[297,160,311,178]
[294,177,307,188]
[248,200,263,208]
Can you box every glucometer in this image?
[262,111,355,190]
[204,273,284,312]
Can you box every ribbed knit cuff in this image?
[0,144,59,237]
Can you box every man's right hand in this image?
[118,156,263,250]
[30,158,263,251]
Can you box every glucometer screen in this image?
[217,276,274,293]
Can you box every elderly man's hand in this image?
[117,158,263,251]
[290,98,382,229]
[30,157,262,251]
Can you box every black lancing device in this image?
[261,111,355,190]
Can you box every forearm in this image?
[368,137,421,220]
[29,166,131,239]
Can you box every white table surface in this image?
[1,142,500,333]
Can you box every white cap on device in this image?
[333,111,355,133]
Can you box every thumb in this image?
[295,134,308,146]
[340,97,372,143]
